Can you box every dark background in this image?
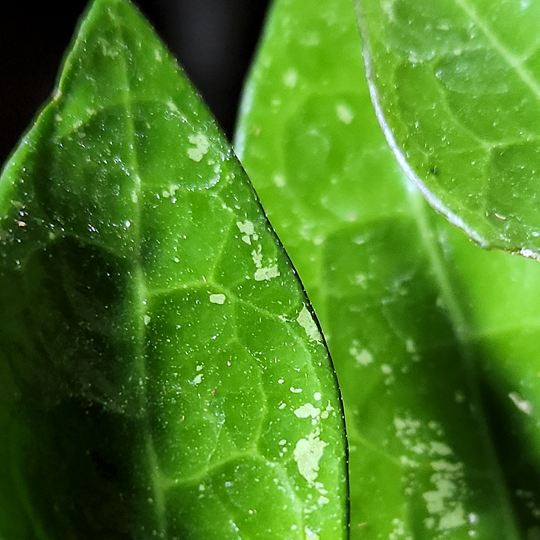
[0,0,271,165]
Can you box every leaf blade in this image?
[355,0,540,256]
[0,0,347,537]
[236,0,540,537]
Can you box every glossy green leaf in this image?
[0,0,347,537]
[236,0,540,537]
[355,0,540,257]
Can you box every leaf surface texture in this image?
[0,0,347,538]
[356,0,540,257]
[236,0,540,537]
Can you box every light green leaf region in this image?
[355,0,540,257]
[236,0,540,537]
[0,0,346,537]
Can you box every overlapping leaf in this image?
[236,0,540,537]
[356,0,540,257]
[0,0,347,537]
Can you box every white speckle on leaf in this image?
[509,392,533,414]
[438,505,466,530]
[353,273,367,287]
[394,416,420,435]
[190,374,203,386]
[251,246,263,267]
[421,459,467,531]
[294,403,320,419]
[273,173,286,187]
[389,517,407,540]
[320,402,334,420]
[237,220,255,236]
[400,455,420,468]
[305,527,320,540]
[430,441,453,456]
[167,100,179,113]
[423,486,453,515]
[297,305,322,343]
[294,432,327,483]
[254,265,280,281]
[318,495,329,506]
[284,68,298,88]
[246,239,273,281]
[99,38,119,58]
[187,134,210,162]
[290,387,303,394]
[144,315,151,326]
[314,392,322,401]
[406,338,416,353]
[349,340,373,365]
[209,293,226,305]
[336,103,354,124]
[353,234,367,245]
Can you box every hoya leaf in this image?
[355,0,540,257]
[0,0,347,537]
[236,0,540,537]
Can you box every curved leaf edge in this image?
[0,0,350,537]
[353,0,540,262]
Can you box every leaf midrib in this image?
[114,19,168,536]
[114,10,316,534]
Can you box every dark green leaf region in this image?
[0,0,347,538]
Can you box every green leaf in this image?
[355,0,540,257]
[0,0,347,537]
[236,0,540,537]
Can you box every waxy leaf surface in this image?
[356,0,540,257]
[0,0,347,538]
[236,0,540,537]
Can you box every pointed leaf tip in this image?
[0,1,347,538]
